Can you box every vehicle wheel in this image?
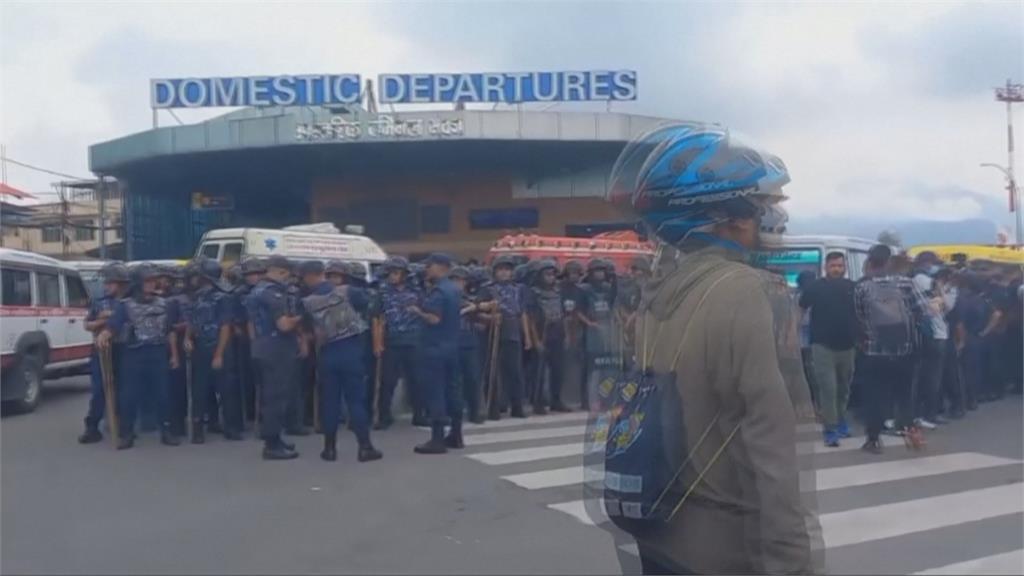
[9,355,43,413]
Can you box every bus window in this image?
[752,248,822,287]
[847,250,869,281]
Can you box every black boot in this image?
[444,431,465,449]
[161,428,182,446]
[263,438,299,460]
[117,436,135,450]
[358,443,383,462]
[532,403,548,416]
[207,420,224,434]
[285,426,311,437]
[191,422,205,445]
[320,433,337,462]
[373,416,393,431]
[510,405,527,419]
[415,423,448,454]
[78,425,103,444]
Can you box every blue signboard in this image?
[150,70,637,108]
[377,71,637,103]
[151,75,361,108]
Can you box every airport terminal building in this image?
[89,73,672,260]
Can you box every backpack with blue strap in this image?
[585,262,743,537]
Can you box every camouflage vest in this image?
[302,286,367,345]
[124,296,168,347]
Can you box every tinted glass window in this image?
[37,272,62,307]
[200,244,220,259]
[66,275,90,308]
[1,268,32,306]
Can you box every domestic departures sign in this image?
[150,71,637,108]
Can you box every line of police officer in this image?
[78,251,651,460]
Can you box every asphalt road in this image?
[2,375,1022,575]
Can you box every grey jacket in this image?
[633,244,822,574]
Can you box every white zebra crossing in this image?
[458,415,1024,574]
[468,435,868,465]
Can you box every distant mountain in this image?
[788,217,999,247]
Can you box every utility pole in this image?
[97,177,107,259]
[995,79,1023,246]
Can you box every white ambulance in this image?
[1,249,94,413]
[195,223,387,280]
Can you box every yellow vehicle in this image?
[907,245,1024,266]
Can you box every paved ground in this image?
[2,375,1022,574]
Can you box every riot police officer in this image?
[615,255,650,368]
[481,255,533,420]
[450,266,486,424]
[299,260,383,462]
[98,263,181,449]
[409,253,463,453]
[578,258,617,410]
[185,259,241,443]
[375,256,424,429]
[529,259,571,414]
[247,255,304,460]
[78,262,131,444]
[325,260,348,286]
[167,264,194,438]
[237,257,265,425]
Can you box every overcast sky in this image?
[2,1,1022,232]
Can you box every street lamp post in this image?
[995,79,1023,246]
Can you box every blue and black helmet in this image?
[99,262,130,283]
[608,122,789,245]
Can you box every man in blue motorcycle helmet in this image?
[599,122,820,575]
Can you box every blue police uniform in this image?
[107,293,178,444]
[420,277,463,426]
[377,284,423,426]
[231,283,256,423]
[83,294,122,431]
[482,280,528,419]
[529,283,568,411]
[189,284,240,440]
[457,291,484,423]
[302,281,381,461]
[167,290,192,437]
[247,278,300,446]
[580,279,616,409]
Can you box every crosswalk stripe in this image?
[463,425,586,446]
[502,466,587,489]
[914,549,1024,575]
[468,443,585,465]
[547,499,607,526]
[502,453,1021,492]
[463,412,590,432]
[467,435,866,466]
[816,453,1020,491]
[819,482,1024,549]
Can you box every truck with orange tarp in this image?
[485,231,654,274]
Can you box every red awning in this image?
[0,182,35,199]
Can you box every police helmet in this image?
[587,258,612,273]
[241,257,266,275]
[297,260,325,277]
[384,256,410,274]
[325,260,347,277]
[563,259,584,276]
[492,254,517,270]
[99,262,130,283]
[265,255,292,272]
[344,261,366,279]
[135,263,161,281]
[450,266,470,280]
[199,259,223,281]
[535,259,559,274]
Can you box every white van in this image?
[1,249,94,413]
[753,235,878,286]
[195,224,387,280]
